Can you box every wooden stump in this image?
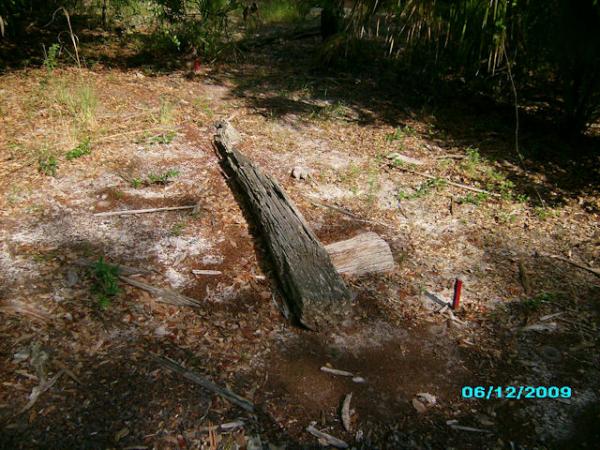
[213,121,351,329]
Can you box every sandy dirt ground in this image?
[1,35,599,449]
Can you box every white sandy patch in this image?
[165,267,188,288]
[153,235,212,266]
[311,184,356,201]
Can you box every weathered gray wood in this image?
[213,121,351,330]
[326,232,394,276]
[120,276,203,308]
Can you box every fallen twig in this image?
[307,198,395,229]
[0,300,52,323]
[447,420,493,433]
[435,154,465,160]
[150,354,254,412]
[390,166,500,197]
[306,424,348,448]
[197,420,245,433]
[120,276,203,307]
[17,370,64,415]
[538,253,600,278]
[54,360,82,385]
[321,366,365,383]
[320,366,353,377]
[341,393,353,432]
[192,269,222,276]
[94,205,196,217]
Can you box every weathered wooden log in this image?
[213,121,351,330]
[326,232,394,276]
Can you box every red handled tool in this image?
[452,278,463,310]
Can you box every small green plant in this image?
[522,291,561,312]
[194,98,214,118]
[148,130,177,145]
[457,192,490,205]
[90,257,121,309]
[366,168,381,205]
[398,178,446,200]
[312,101,349,121]
[66,138,91,160]
[386,125,417,142]
[170,222,187,236]
[38,155,58,176]
[147,169,180,185]
[459,146,483,176]
[130,178,143,188]
[534,206,557,220]
[338,163,361,187]
[43,43,60,72]
[515,193,530,203]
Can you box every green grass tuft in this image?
[66,138,92,160]
[90,257,121,310]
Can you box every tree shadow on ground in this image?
[201,35,599,210]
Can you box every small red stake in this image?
[452,278,463,310]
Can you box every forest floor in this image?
[1,25,599,450]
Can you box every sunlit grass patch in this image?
[54,80,99,126]
[157,97,175,126]
[257,0,307,24]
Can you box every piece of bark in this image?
[326,232,394,276]
[214,121,351,329]
[120,276,202,308]
[341,393,353,432]
[320,366,354,377]
[192,269,222,276]
[150,354,254,412]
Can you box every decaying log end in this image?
[214,120,242,152]
[213,120,353,331]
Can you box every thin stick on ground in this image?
[538,253,600,278]
[17,370,64,415]
[391,166,500,197]
[150,354,255,413]
[94,205,196,217]
[306,198,396,229]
